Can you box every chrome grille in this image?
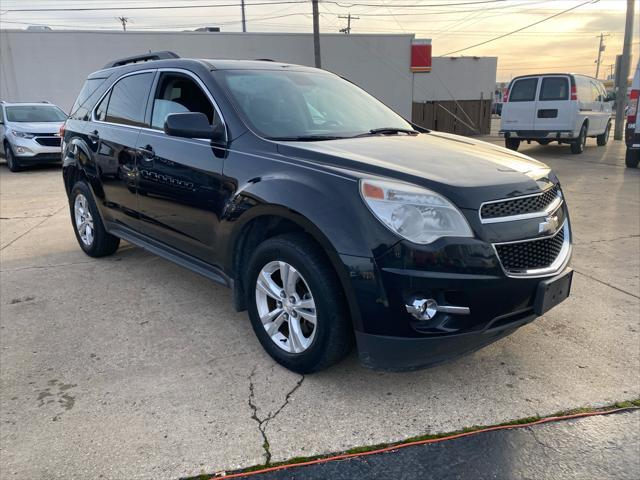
[495,226,565,272]
[481,186,559,220]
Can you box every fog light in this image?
[15,146,32,154]
[405,297,471,321]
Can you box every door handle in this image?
[139,144,154,160]
[87,130,99,142]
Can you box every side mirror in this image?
[164,112,225,142]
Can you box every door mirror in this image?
[605,92,615,102]
[164,112,225,141]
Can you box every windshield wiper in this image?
[270,135,348,141]
[354,127,419,138]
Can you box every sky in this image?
[0,0,637,82]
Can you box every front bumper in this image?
[8,135,61,160]
[341,206,572,370]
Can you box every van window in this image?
[509,78,538,102]
[539,77,568,101]
[590,82,602,102]
[104,73,154,127]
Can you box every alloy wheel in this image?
[74,193,95,246]
[255,260,317,354]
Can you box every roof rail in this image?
[103,51,179,69]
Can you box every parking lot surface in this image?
[1,137,638,479]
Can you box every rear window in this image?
[539,77,569,101]
[104,73,154,127]
[509,78,538,102]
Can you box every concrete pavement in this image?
[1,137,638,479]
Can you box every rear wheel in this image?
[5,144,21,172]
[246,233,353,373]
[596,122,611,146]
[505,138,520,151]
[626,149,640,168]
[70,181,120,257]
[570,124,587,154]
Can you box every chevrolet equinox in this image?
[62,52,573,373]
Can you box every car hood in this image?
[276,131,555,209]
[9,122,63,134]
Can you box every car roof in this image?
[1,102,61,107]
[88,57,321,79]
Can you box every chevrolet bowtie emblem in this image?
[539,214,560,235]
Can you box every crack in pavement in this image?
[574,269,640,300]
[247,367,305,464]
[0,204,67,252]
[574,234,640,246]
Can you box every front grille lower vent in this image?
[481,186,559,220]
[495,226,565,272]
[35,137,61,147]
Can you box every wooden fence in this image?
[412,99,492,136]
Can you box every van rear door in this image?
[534,75,573,133]
[501,76,539,131]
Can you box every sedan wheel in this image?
[255,260,317,354]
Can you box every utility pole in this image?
[117,16,128,31]
[594,33,610,79]
[241,0,246,33]
[339,13,359,34]
[614,0,635,140]
[312,0,321,68]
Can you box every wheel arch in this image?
[228,206,362,329]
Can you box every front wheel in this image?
[596,122,611,146]
[246,234,353,373]
[5,144,21,172]
[626,149,640,168]
[570,124,587,154]
[70,181,120,257]
[505,138,520,151]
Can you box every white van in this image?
[500,73,612,154]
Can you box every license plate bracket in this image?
[534,269,573,315]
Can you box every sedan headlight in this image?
[360,179,473,244]
[10,130,35,139]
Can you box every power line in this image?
[440,0,599,56]
[1,1,308,13]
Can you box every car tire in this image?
[626,149,640,168]
[70,180,120,257]
[505,138,520,151]
[5,144,21,172]
[246,233,353,373]
[596,122,611,146]
[570,124,587,154]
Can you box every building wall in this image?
[0,30,415,118]
[413,57,498,102]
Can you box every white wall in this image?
[0,30,415,118]
[413,57,498,102]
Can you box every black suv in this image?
[62,52,573,373]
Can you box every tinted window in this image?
[5,105,67,122]
[94,91,110,122]
[150,73,218,130]
[71,78,107,116]
[509,78,538,102]
[539,77,568,101]
[105,73,154,127]
[0,107,3,123]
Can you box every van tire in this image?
[505,138,520,151]
[626,149,639,168]
[596,122,611,146]
[570,124,587,154]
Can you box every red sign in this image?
[411,40,432,72]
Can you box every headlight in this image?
[10,130,35,139]
[360,179,473,244]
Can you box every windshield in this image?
[5,105,67,123]
[217,69,412,140]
